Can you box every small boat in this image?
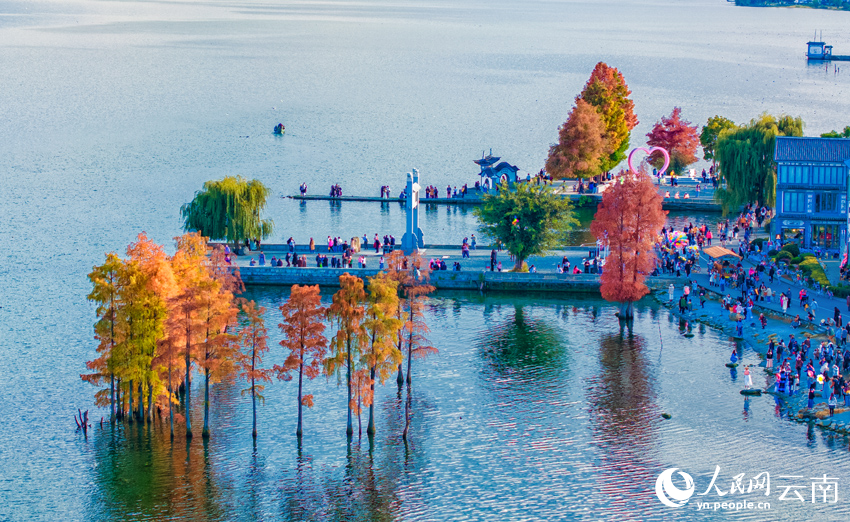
[726,362,739,368]
[683,333,695,338]
[740,389,762,396]
[274,123,285,135]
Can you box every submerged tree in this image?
[237,299,272,438]
[590,168,667,319]
[715,113,803,213]
[362,273,402,436]
[400,271,437,441]
[546,99,608,179]
[326,274,366,438]
[474,182,578,271]
[168,232,210,438]
[275,285,328,438]
[576,62,638,172]
[645,107,700,175]
[84,252,126,423]
[181,176,274,249]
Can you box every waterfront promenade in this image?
[287,176,724,212]
[230,243,685,292]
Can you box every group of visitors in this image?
[329,184,343,197]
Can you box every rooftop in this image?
[774,136,850,163]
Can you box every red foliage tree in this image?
[590,169,667,318]
[646,107,700,175]
[546,99,608,180]
[237,299,273,438]
[275,285,328,438]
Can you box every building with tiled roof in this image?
[773,136,850,255]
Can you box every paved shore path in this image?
[234,244,604,274]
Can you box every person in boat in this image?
[730,348,738,364]
[744,366,752,389]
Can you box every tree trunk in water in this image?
[185,345,192,438]
[402,385,411,441]
[147,383,153,423]
[406,332,413,385]
[202,368,211,438]
[137,381,144,422]
[296,362,303,438]
[128,380,134,424]
[396,335,404,386]
[618,301,634,319]
[109,373,115,424]
[346,344,353,438]
[367,365,377,436]
[116,378,122,421]
[168,366,174,439]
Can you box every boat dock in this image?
[807,40,850,61]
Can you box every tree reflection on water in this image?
[586,321,660,517]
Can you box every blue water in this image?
[3,0,850,519]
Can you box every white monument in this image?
[401,168,424,254]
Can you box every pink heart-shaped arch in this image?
[628,147,670,176]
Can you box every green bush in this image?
[830,284,850,298]
[790,256,805,265]
[781,243,800,257]
[752,237,766,248]
[767,249,778,256]
[773,251,792,262]
[800,258,829,286]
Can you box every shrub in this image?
[830,284,850,298]
[510,262,529,273]
[767,249,778,256]
[781,243,800,257]
[752,237,766,248]
[773,251,792,262]
[790,256,805,265]
[800,258,829,286]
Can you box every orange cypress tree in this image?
[326,274,366,438]
[363,272,402,436]
[590,168,667,318]
[275,285,328,438]
[168,232,210,438]
[126,232,177,422]
[577,62,638,172]
[237,299,273,438]
[546,99,609,179]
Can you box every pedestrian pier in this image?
[286,191,724,211]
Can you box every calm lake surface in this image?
[3,0,850,519]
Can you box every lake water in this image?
[3,0,850,519]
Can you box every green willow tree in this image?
[473,182,578,270]
[699,115,735,172]
[181,176,274,249]
[715,114,803,213]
